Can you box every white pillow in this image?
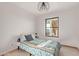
[20,34,26,42]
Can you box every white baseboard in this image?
[0,47,17,56]
[61,44,79,51]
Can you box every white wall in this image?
[36,6,79,48]
[0,3,36,53]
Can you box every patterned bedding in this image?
[19,38,61,56]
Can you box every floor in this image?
[60,46,79,56]
[4,49,30,56]
[3,46,79,56]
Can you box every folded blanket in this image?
[37,40,52,47]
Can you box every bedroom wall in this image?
[35,6,79,48]
[0,3,36,53]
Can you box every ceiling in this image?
[12,2,79,15]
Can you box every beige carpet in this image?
[3,46,79,56]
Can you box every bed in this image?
[19,38,61,56]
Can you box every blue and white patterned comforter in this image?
[19,38,61,56]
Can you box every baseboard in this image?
[0,47,17,56]
[62,44,79,51]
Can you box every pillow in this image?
[24,34,34,41]
[20,34,26,42]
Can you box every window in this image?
[45,17,59,37]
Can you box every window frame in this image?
[45,17,59,38]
